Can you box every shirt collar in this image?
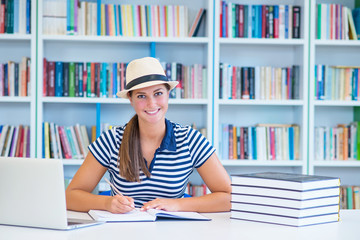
[159,119,177,151]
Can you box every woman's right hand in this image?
[106,195,135,213]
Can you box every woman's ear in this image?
[127,92,133,105]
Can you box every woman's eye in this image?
[137,95,145,99]
[155,92,163,96]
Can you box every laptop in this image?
[0,157,102,230]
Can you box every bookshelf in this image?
[37,0,213,183]
[213,0,309,175]
[0,0,36,158]
[1,0,359,194]
[309,0,360,186]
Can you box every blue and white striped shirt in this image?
[88,119,215,207]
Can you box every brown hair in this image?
[118,114,150,182]
[117,83,170,182]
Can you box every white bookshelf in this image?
[308,0,360,185]
[0,0,37,158]
[213,0,309,175]
[36,0,213,183]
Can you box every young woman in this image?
[66,57,231,214]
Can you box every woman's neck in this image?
[138,118,166,143]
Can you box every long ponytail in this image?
[118,114,151,182]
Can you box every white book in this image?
[55,124,63,159]
[50,122,59,159]
[19,0,26,34]
[80,125,90,154]
[4,126,14,157]
[231,210,339,227]
[88,209,210,222]
[0,124,10,156]
[9,126,19,157]
[231,202,339,218]
[231,194,340,210]
[74,124,86,158]
[279,5,285,39]
[69,126,82,159]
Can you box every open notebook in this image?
[88,209,211,222]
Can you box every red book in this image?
[232,66,236,99]
[83,63,87,97]
[239,5,244,38]
[138,5,142,37]
[15,125,23,157]
[228,124,233,159]
[90,63,95,97]
[43,58,47,96]
[262,5,266,38]
[219,1,223,37]
[47,62,55,96]
[58,126,72,159]
[240,127,245,159]
[0,0,5,33]
[273,7,279,38]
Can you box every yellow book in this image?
[232,126,237,160]
[91,126,97,143]
[121,5,127,36]
[126,5,133,37]
[101,4,106,36]
[44,122,50,159]
[348,7,357,40]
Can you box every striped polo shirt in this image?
[88,118,215,207]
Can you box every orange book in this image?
[343,126,348,160]
[233,126,237,159]
[15,125,23,157]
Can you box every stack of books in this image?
[231,172,340,227]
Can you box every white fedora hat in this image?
[116,57,178,99]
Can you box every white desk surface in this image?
[1,210,359,240]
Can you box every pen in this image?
[104,177,123,197]
[104,177,135,209]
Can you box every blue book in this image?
[251,5,256,38]
[65,127,77,159]
[353,8,360,40]
[285,5,289,38]
[353,69,358,101]
[118,5,122,36]
[288,127,294,160]
[114,5,118,36]
[4,64,8,96]
[55,62,63,97]
[222,1,226,37]
[26,0,30,33]
[257,5,262,38]
[112,63,117,98]
[13,0,19,33]
[101,63,107,97]
[97,0,101,35]
[251,127,257,160]
[147,5,152,37]
[105,4,109,36]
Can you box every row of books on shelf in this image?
[220,124,300,161]
[316,4,360,40]
[219,1,301,39]
[219,64,300,100]
[42,122,90,159]
[185,182,210,197]
[0,0,31,34]
[0,57,31,97]
[43,58,207,99]
[230,172,340,227]
[314,123,360,161]
[43,0,206,37]
[341,185,360,209]
[315,65,360,101]
[0,124,30,158]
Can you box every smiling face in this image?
[128,84,170,126]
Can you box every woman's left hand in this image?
[141,198,180,212]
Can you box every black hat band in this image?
[125,74,169,90]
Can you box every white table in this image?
[1,210,359,240]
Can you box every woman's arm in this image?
[141,152,232,212]
[65,152,134,213]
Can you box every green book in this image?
[68,62,75,97]
[357,121,360,160]
[347,186,353,209]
